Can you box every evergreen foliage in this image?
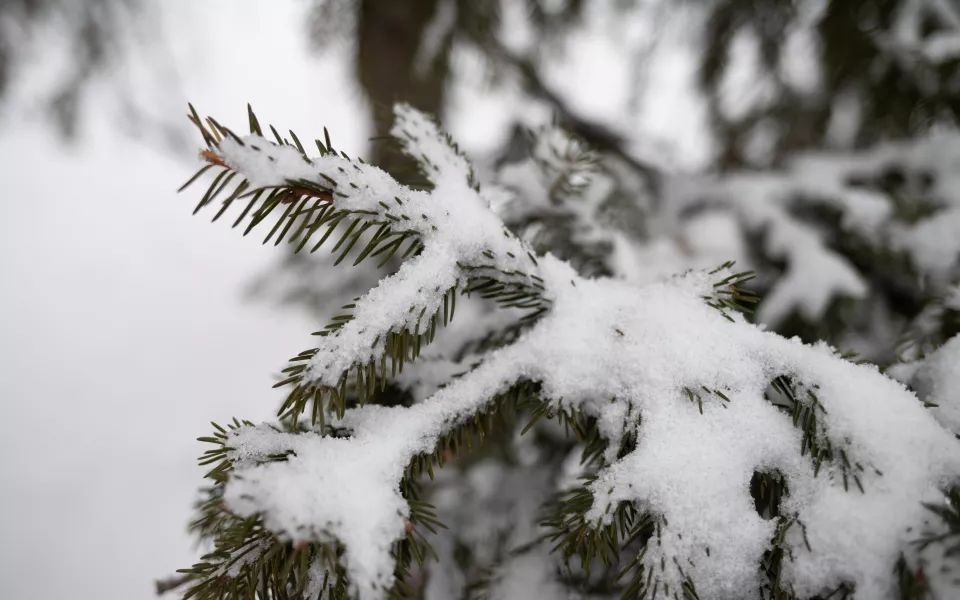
[698,0,960,168]
[166,103,960,600]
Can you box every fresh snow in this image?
[207,105,959,600]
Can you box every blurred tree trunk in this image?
[355,0,450,171]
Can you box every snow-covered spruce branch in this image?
[177,105,959,600]
[184,104,549,427]
[518,127,960,342]
[677,137,960,328]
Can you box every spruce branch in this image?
[174,103,960,600]
[181,103,550,428]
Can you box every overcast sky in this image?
[0,2,367,598]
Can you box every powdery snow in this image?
[216,105,539,392]
[204,105,959,600]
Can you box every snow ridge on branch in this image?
[179,104,960,600]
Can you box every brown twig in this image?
[200,149,227,168]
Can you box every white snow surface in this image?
[894,335,960,436]
[211,106,960,600]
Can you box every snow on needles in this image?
[212,106,959,600]
[217,105,536,391]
